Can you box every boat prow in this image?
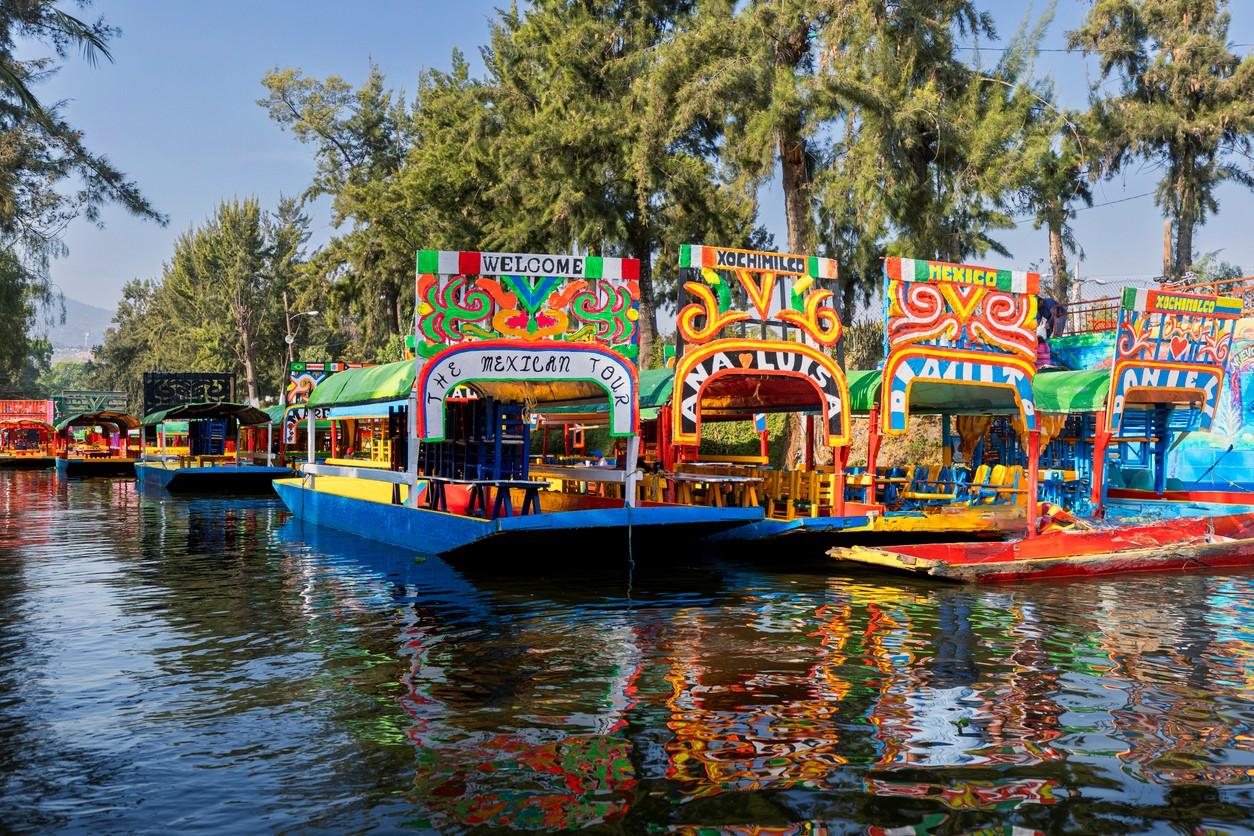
[829,512,1254,583]
[136,459,290,493]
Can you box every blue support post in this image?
[1153,405,1170,494]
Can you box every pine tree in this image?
[819,1,1060,264]
[482,0,756,367]
[0,0,162,393]
[1070,0,1254,277]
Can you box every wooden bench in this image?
[424,476,548,519]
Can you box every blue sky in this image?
[28,0,1254,313]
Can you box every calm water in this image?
[4,472,1254,834]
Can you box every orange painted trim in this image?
[671,339,851,448]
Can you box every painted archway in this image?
[671,339,851,447]
[1107,359,1225,433]
[881,348,1038,435]
[417,340,638,441]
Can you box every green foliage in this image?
[699,414,789,466]
[843,319,884,371]
[1188,250,1243,282]
[95,198,308,408]
[1070,0,1254,276]
[35,360,99,398]
[817,2,1064,275]
[482,0,761,363]
[0,0,161,395]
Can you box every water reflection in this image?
[5,469,1254,833]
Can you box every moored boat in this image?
[134,402,290,492]
[0,400,56,468]
[275,248,760,556]
[829,511,1254,583]
[53,410,140,477]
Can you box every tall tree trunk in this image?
[630,226,657,370]
[779,116,814,469]
[240,326,260,406]
[1047,219,1068,300]
[1174,208,1194,279]
[1162,218,1173,279]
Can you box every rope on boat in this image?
[625,501,634,602]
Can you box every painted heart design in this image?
[1170,335,1189,359]
[738,352,755,368]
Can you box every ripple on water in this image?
[4,470,1254,833]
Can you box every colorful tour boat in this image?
[0,399,55,468]
[275,248,762,556]
[53,410,140,477]
[134,401,290,492]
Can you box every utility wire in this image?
[1010,190,1154,225]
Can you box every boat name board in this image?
[1108,361,1223,432]
[884,256,1040,295]
[417,343,637,440]
[679,244,837,278]
[884,353,1037,434]
[672,341,850,447]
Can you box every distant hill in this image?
[38,296,116,361]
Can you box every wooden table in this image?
[665,471,763,507]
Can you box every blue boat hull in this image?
[703,513,872,543]
[135,461,290,493]
[273,480,762,557]
[55,457,136,478]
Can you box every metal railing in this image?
[1062,276,1254,335]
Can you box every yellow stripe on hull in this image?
[275,475,412,505]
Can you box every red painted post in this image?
[1090,409,1109,515]
[1026,429,1041,538]
[866,405,881,504]
[835,444,848,516]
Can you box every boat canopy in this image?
[0,418,55,431]
[55,410,140,431]
[141,402,271,427]
[539,368,674,421]
[1032,370,1110,414]
[847,369,1022,416]
[306,360,413,410]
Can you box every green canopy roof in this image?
[848,368,1113,416]
[1033,369,1110,414]
[847,369,881,413]
[537,367,675,420]
[55,410,139,431]
[306,360,413,409]
[637,368,674,410]
[141,402,271,427]
[846,369,1020,416]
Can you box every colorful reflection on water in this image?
[4,469,1254,832]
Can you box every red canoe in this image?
[828,512,1254,583]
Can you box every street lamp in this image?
[284,302,320,365]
